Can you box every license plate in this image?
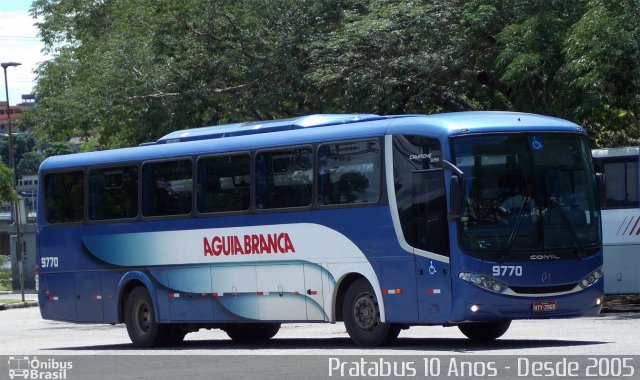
[532,301,557,312]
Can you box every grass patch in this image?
[0,299,20,305]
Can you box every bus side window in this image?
[318,140,381,205]
[197,154,250,213]
[142,159,193,217]
[255,147,313,209]
[89,166,138,220]
[44,171,85,224]
[602,159,639,208]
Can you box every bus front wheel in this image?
[124,286,168,348]
[458,320,511,342]
[343,278,400,347]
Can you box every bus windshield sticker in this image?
[530,135,544,151]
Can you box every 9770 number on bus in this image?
[41,257,59,268]
[492,265,522,277]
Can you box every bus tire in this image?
[458,320,511,342]
[343,278,397,347]
[224,323,281,342]
[124,286,165,348]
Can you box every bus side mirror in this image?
[449,175,463,221]
[595,172,606,209]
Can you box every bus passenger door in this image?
[412,170,452,322]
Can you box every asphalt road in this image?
[1,307,638,379]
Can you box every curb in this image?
[0,301,38,311]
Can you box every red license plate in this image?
[532,301,557,312]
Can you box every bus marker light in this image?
[293,291,300,295]
[91,295,102,301]
[596,298,602,306]
[382,289,402,295]
[425,289,441,294]
[211,292,219,297]
[470,305,479,312]
[169,293,180,298]
[307,290,318,295]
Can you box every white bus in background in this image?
[592,147,640,295]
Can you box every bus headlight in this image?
[459,272,509,294]
[578,268,602,289]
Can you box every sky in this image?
[0,0,49,106]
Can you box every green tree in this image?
[0,134,34,167]
[307,0,471,114]
[27,0,640,149]
[460,0,640,146]
[0,162,16,203]
[28,0,343,147]
[17,151,46,176]
[44,141,76,157]
[561,0,640,146]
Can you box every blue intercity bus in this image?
[36,112,603,347]
[592,147,639,295]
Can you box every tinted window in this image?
[453,134,600,259]
[602,159,639,208]
[142,160,192,217]
[393,135,449,256]
[197,154,250,213]
[89,166,138,220]
[318,140,381,205]
[45,171,84,224]
[256,147,313,209]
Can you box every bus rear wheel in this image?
[224,323,281,342]
[458,320,511,342]
[343,278,400,347]
[124,286,175,348]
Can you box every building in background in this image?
[0,94,38,290]
[0,94,35,134]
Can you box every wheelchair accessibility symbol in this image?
[530,135,543,151]
[428,261,437,275]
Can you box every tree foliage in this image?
[0,134,34,167]
[27,0,640,148]
[16,151,45,176]
[0,162,16,203]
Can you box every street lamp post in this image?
[2,61,25,302]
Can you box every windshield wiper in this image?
[548,200,585,258]
[499,197,531,262]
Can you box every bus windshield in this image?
[452,133,601,260]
